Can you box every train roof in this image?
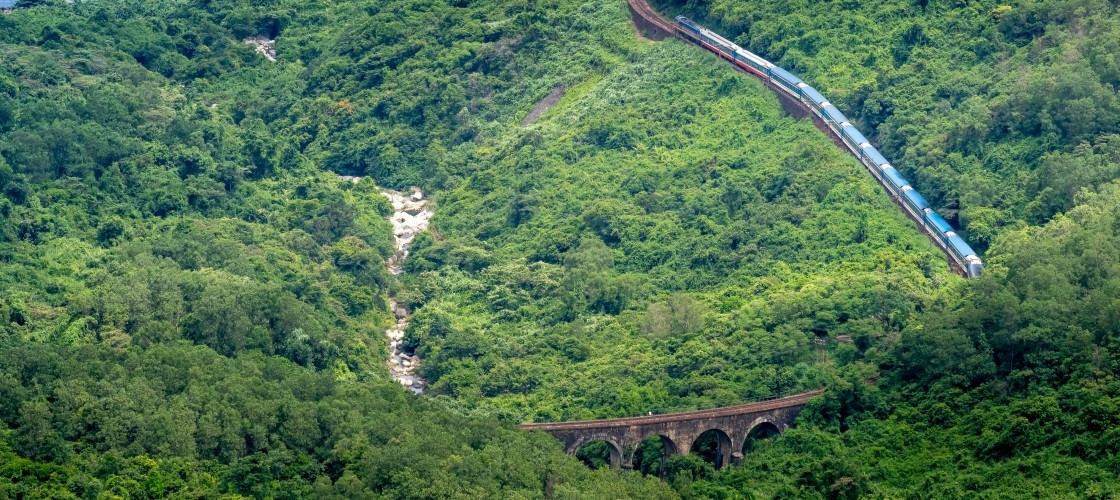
[901,188,930,211]
[863,146,889,167]
[701,28,741,51]
[800,85,827,105]
[821,105,848,124]
[769,66,802,86]
[734,48,772,68]
[947,234,978,258]
[840,125,869,147]
[924,211,953,234]
[676,17,701,31]
[883,168,910,189]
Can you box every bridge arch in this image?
[630,434,677,476]
[741,417,782,453]
[638,432,677,455]
[570,436,624,471]
[690,428,733,469]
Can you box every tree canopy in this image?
[1,0,1119,497]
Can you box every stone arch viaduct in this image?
[520,389,824,470]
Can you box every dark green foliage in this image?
[689,431,728,469]
[3,0,1120,496]
[664,454,713,483]
[575,440,614,470]
[394,21,953,419]
[0,341,672,497]
[610,3,1120,495]
[632,436,670,477]
[683,184,1120,497]
[0,0,679,496]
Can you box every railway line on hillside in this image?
[624,0,984,278]
[626,0,676,37]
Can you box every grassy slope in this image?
[397,1,959,420]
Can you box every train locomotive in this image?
[674,16,984,278]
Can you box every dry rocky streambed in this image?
[340,176,432,393]
[382,187,432,393]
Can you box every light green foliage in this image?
[397,29,954,420]
[0,0,675,496]
[2,0,1120,496]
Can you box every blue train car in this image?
[924,210,953,235]
[900,187,930,213]
[670,15,984,278]
[820,105,848,134]
[881,167,910,192]
[862,146,890,168]
[839,125,869,155]
[676,16,701,36]
[768,67,802,96]
[799,85,826,104]
[947,234,977,259]
[945,233,983,276]
[821,104,848,126]
[799,85,829,115]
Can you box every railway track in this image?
[521,389,824,431]
[626,0,677,39]
[625,0,976,277]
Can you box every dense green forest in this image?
[400,46,953,419]
[0,0,676,496]
[648,0,1120,496]
[665,0,1120,248]
[1,0,1119,497]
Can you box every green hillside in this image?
[0,0,1118,497]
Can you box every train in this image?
[672,16,983,278]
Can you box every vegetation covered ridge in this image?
[635,0,1120,496]
[0,0,1119,497]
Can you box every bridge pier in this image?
[606,441,622,471]
[731,451,744,466]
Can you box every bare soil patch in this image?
[521,85,565,126]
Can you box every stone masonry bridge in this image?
[520,389,825,470]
